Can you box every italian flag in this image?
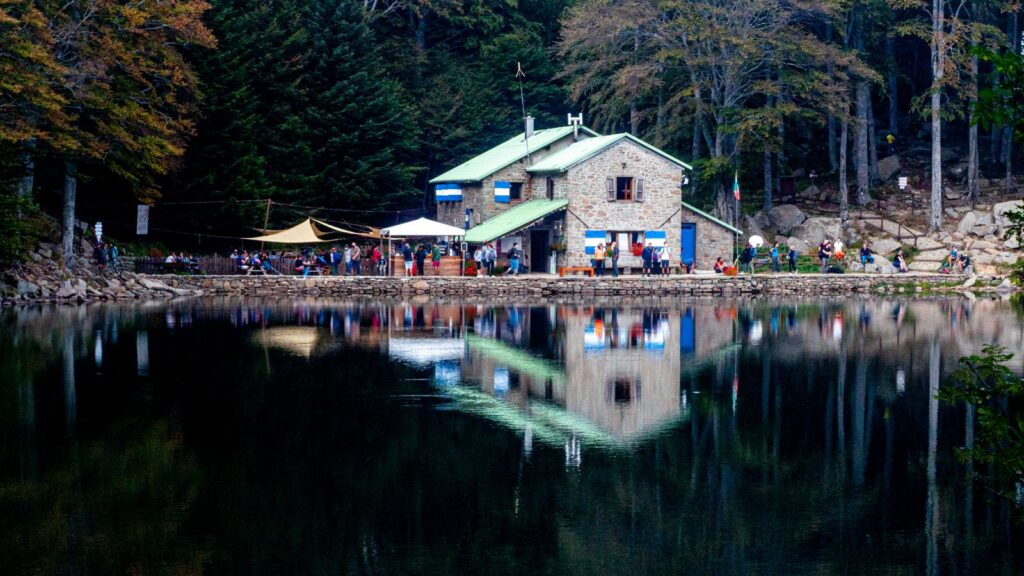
[733,171,741,201]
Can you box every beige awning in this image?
[244,218,335,244]
[313,219,381,239]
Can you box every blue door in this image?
[680,223,696,266]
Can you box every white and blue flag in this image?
[645,230,666,248]
[584,230,605,255]
[435,183,462,202]
[494,181,511,203]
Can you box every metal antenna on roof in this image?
[516,62,532,166]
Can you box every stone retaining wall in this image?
[161,273,966,298]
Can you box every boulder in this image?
[785,236,811,255]
[1005,238,1020,250]
[956,211,980,235]
[960,276,977,289]
[908,260,940,272]
[914,249,948,262]
[877,155,901,181]
[798,185,819,199]
[870,237,902,255]
[996,278,1014,292]
[56,284,78,299]
[766,204,806,235]
[742,215,767,240]
[869,261,897,274]
[993,199,1023,228]
[914,236,944,250]
[16,280,39,296]
[792,216,842,245]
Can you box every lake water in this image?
[2,297,1022,575]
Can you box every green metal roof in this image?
[681,200,744,235]
[464,199,568,243]
[429,126,600,184]
[527,133,693,173]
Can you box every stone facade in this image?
[679,205,735,270]
[560,140,683,268]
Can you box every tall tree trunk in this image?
[840,112,849,231]
[775,119,784,194]
[764,144,773,212]
[18,140,35,203]
[886,34,899,136]
[868,96,879,184]
[1003,11,1019,188]
[929,0,945,233]
[855,80,870,204]
[691,98,702,198]
[828,116,838,173]
[854,10,870,204]
[630,33,640,136]
[655,65,665,146]
[62,160,78,269]
[968,28,980,204]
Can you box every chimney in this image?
[567,113,583,140]
[525,115,535,139]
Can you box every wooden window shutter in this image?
[606,177,615,201]
[636,178,645,202]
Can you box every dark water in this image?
[2,297,1022,575]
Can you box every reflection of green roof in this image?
[464,199,568,243]
[429,126,600,184]
[467,334,564,384]
[528,133,693,172]
[681,201,744,235]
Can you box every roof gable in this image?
[681,201,744,235]
[429,126,600,184]
[527,133,693,173]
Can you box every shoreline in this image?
[5,271,1018,305]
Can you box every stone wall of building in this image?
[561,140,684,268]
[679,205,737,270]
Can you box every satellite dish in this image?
[749,235,765,248]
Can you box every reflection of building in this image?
[450,305,736,451]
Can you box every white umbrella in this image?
[748,235,765,248]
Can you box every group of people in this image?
[400,240,453,276]
[734,242,800,274]
[163,251,202,274]
[230,243,386,276]
[470,243,502,275]
[93,241,122,273]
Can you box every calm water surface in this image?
[2,297,1022,575]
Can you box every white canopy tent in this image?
[380,217,465,276]
[381,217,465,238]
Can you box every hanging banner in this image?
[645,230,666,247]
[584,230,605,254]
[136,205,150,235]
[494,181,511,203]
[94,222,103,242]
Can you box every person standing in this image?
[610,241,619,277]
[659,244,671,275]
[641,242,654,277]
[350,243,361,276]
[770,242,781,273]
[329,247,340,275]
[484,243,496,275]
[414,244,427,276]
[818,240,832,273]
[788,245,799,273]
[431,243,442,275]
[739,242,754,274]
[593,243,605,276]
[402,241,414,276]
[508,243,521,275]
[473,245,483,273]
[343,245,352,276]
[886,133,896,155]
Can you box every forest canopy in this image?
[1,0,1023,256]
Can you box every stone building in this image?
[430,122,742,273]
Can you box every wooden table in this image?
[559,266,595,277]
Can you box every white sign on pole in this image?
[898,176,908,190]
[136,205,150,235]
[94,222,103,242]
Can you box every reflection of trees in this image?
[0,419,204,575]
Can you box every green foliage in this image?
[973,46,1024,145]
[940,345,1024,516]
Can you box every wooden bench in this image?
[559,266,595,277]
[245,267,267,276]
